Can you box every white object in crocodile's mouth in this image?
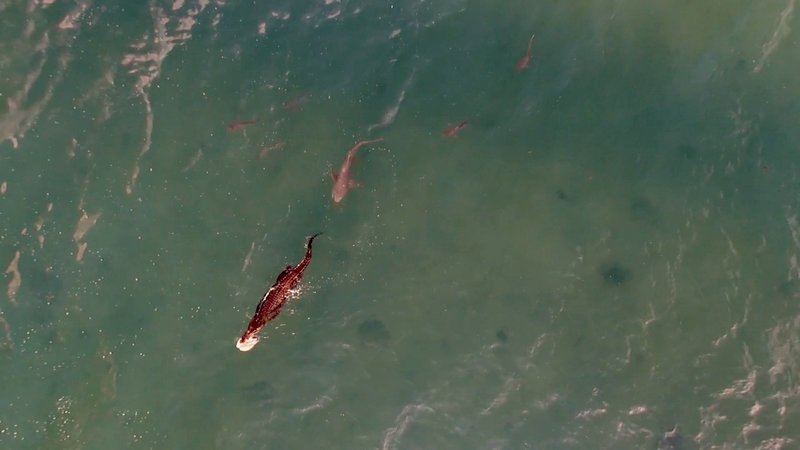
[236,335,259,352]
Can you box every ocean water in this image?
[2,0,800,448]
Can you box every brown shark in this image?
[515,34,535,72]
[442,120,468,138]
[330,138,384,203]
[226,120,256,132]
[236,233,322,352]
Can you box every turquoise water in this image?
[2,0,800,448]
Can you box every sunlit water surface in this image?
[2,0,800,448]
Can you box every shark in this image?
[515,34,535,72]
[330,138,384,203]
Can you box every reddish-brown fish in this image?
[442,121,468,138]
[330,138,384,203]
[515,34,535,72]
[226,120,256,132]
[236,233,322,352]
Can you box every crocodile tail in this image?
[306,232,323,251]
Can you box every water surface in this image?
[2,0,800,448]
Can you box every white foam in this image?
[4,251,21,305]
[58,2,88,29]
[381,404,433,450]
[626,405,649,416]
[236,336,259,351]
[176,15,197,32]
[480,376,520,415]
[786,212,800,279]
[125,90,152,195]
[575,407,607,420]
[761,437,796,449]
[120,2,210,193]
[292,395,333,415]
[73,211,101,262]
[754,0,796,73]
[1,32,68,149]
